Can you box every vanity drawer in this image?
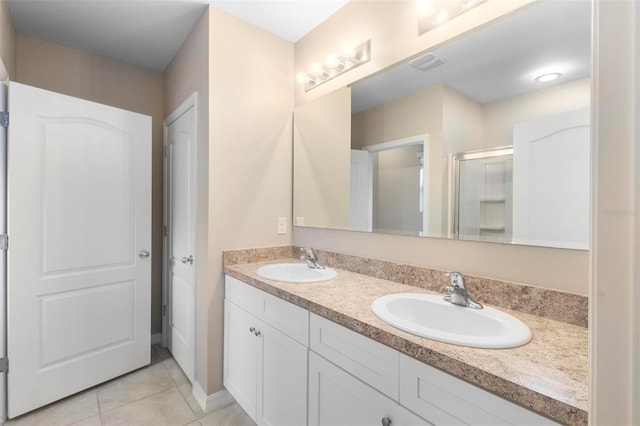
[225,275,309,345]
[310,313,399,399]
[256,290,309,345]
[225,275,259,313]
[399,354,558,425]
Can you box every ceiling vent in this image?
[409,53,446,71]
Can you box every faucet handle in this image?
[446,271,466,289]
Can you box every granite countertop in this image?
[224,260,588,426]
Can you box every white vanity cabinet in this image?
[223,276,308,426]
[224,276,560,426]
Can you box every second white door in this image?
[164,101,196,382]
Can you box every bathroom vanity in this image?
[222,251,587,426]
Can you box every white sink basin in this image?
[372,293,532,349]
[257,263,337,283]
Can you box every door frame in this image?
[161,92,197,351]
[0,59,8,425]
[363,134,428,235]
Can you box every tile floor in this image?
[4,345,255,426]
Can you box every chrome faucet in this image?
[299,247,324,269]
[444,271,483,309]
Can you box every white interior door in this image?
[7,82,151,417]
[164,101,196,382]
[512,108,590,249]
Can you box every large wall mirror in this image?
[294,0,591,250]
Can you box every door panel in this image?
[166,105,196,382]
[7,82,151,417]
[224,301,258,421]
[40,118,133,273]
[512,108,590,249]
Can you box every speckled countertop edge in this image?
[224,260,588,426]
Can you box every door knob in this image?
[181,255,194,265]
[138,250,150,258]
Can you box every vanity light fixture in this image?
[535,72,562,82]
[298,40,371,92]
[418,0,487,35]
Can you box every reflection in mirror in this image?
[454,146,513,243]
[351,136,427,235]
[293,0,591,250]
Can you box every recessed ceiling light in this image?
[535,72,562,83]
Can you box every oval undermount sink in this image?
[372,293,532,349]
[256,263,337,283]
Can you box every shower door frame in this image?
[450,145,514,240]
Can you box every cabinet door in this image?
[258,322,308,426]
[309,352,429,426]
[224,301,259,422]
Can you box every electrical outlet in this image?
[295,217,305,226]
[277,217,287,235]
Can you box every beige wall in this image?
[294,87,350,228]
[163,8,210,392]
[0,0,15,78]
[352,84,443,148]
[483,78,590,150]
[590,1,639,423]
[16,34,166,334]
[208,7,293,394]
[294,0,589,295]
[442,85,484,155]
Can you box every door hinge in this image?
[0,234,7,250]
[162,305,167,316]
[0,358,8,373]
[0,112,8,128]
[163,225,167,237]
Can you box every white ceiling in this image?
[351,0,591,113]
[6,0,348,73]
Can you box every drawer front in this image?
[256,290,309,346]
[225,275,259,313]
[308,352,431,426]
[310,313,399,399]
[399,354,559,425]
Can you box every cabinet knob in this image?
[254,329,261,337]
[249,326,255,333]
[381,417,392,426]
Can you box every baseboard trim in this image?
[192,381,234,413]
[150,333,162,345]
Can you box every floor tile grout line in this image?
[97,384,177,416]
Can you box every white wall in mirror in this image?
[293,0,591,250]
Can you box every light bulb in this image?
[310,62,322,74]
[437,11,448,23]
[296,72,307,83]
[342,46,356,58]
[417,0,435,17]
[535,72,562,82]
[326,54,338,67]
